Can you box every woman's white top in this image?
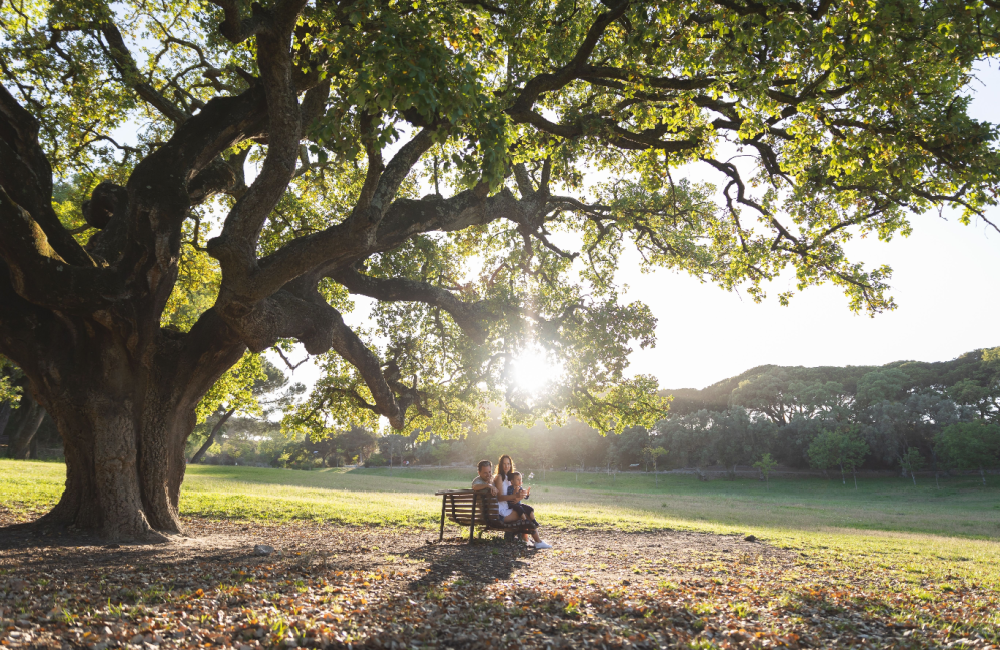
[496,477,512,517]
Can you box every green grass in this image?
[3,460,999,590]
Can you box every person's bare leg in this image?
[518,513,531,542]
[524,509,537,540]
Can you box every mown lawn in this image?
[3,459,999,591]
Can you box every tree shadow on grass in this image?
[0,519,262,573]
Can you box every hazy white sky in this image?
[280,66,1000,392]
[621,210,999,389]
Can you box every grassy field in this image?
[3,459,999,590]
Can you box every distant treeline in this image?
[368,348,1000,482]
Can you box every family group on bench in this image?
[435,454,554,549]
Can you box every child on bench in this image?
[506,471,535,521]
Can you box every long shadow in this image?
[0,521,250,570]
[0,520,112,551]
[0,519,532,582]
[402,534,533,589]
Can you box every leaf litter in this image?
[0,513,997,649]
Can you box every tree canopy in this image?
[2,0,1000,538]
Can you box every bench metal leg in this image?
[439,496,446,542]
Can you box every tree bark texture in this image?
[22,315,246,540]
[0,5,270,540]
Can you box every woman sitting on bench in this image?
[491,455,552,549]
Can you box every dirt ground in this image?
[0,512,996,649]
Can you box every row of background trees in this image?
[652,347,1000,482]
[3,347,998,479]
[329,346,1000,481]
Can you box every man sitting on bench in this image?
[472,459,498,496]
[472,459,552,549]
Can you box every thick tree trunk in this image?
[39,387,191,540]
[0,42,282,541]
[12,311,247,542]
[189,407,236,464]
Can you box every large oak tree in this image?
[1,0,998,540]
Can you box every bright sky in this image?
[621,209,999,389]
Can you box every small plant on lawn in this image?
[106,599,126,619]
[753,453,778,488]
[58,608,79,626]
[732,602,753,619]
[690,602,716,616]
[641,446,668,485]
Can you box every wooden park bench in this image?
[435,488,538,543]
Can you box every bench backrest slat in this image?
[442,491,499,525]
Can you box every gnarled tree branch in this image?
[331,266,491,344]
[0,187,125,310]
[98,21,189,124]
[0,84,95,268]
